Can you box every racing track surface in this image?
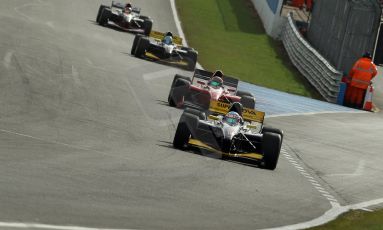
[0,0,383,229]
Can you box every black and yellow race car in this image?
[131,31,198,70]
[173,101,283,170]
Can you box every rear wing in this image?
[192,69,238,93]
[111,2,141,13]
[149,31,183,46]
[209,101,265,123]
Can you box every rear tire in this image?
[134,37,150,57]
[131,34,143,55]
[240,95,255,109]
[187,50,198,71]
[99,8,111,26]
[185,108,206,120]
[96,5,108,23]
[262,132,281,170]
[143,19,153,36]
[236,90,253,98]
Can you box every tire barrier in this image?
[281,13,342,103]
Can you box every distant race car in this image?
[96,1,153,35]
[168,69,256,110]
[173,101,283,170]
[131,31,198,70]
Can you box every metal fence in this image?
[282,13,342,103]
[307,0,381,73]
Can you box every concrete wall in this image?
[251,0,284,38]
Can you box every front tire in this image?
[262,132,282,170]
[131,34,143,55]
[135,37,150,57]
[173,113,199,149]
[168,78,190,107]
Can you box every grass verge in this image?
[176,0,320,98]
[309,209,383,230]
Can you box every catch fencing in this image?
[281,13,342,103]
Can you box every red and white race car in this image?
[168,69,256,110]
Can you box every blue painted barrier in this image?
[337,82,347,105]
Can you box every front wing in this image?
[188,138,263,160]
[144,51,189,67]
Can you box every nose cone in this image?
[209,88,222,101]
[222,124,238,140]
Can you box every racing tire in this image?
[263,126,284,150]
[168,78,190,107]
[134,37,150,58]
[96,5,108,23]
[173,113,198,149]
[168,74,191,107]
[171,74,191,87]
[131,34,144,55]
[262,132,282,170]
[186,50,198,71]
[143,19,153,36]
[240,95,256,110]
[99,8,111,26]
[185,108,206,120]
[236,90,254,98]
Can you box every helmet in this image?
[363,52,372,59]
[212,70,224,78]
[229,102,243,117]
[125,3,132,8]
[223,111,241,126]
[209,76,223,88]
[165,31,173,37]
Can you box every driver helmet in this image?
[208,76,223,88]
[163,32,174,45]
[212,70,224,78]
[125,3,132,12]
[223,111,241,126]
[229,102,243,117]
[165,31,173,37]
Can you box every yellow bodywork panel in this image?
[149,30,183,46]
[144,52,189,66]
[209,100,265,123]
[188,138,263,160]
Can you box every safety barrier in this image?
[281,13,342,103]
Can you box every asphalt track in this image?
[0,0,383,229]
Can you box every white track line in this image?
[281,149,340,208]
[260,198,383,230]
[169,0,203,69]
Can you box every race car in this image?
[131,31,198,70]
[173,101,283,170]
[168,69,256,110]
[96,2,153,35]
